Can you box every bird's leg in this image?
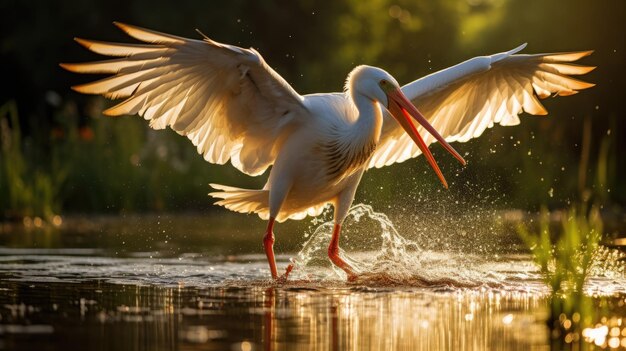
[263,217,279,279]
[328,223,357,281]
[263,217,294,281]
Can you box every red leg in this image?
[263,217,294,281]
[263,218,278,279]
[263,288,275,351]
[328,224,357,281]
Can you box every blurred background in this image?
[0,0,623,220]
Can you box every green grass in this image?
[0,101,64,220]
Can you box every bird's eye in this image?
[380,80,387,85]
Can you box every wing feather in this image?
[113,22,187,44]
[59,57,164,74]
[63,23,308,176]
[74,37,171,56]
[369,45,594,168]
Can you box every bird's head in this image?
[346,65,399,107]
[347,65,466,188]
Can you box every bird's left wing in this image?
[62,22,308,176]
[368,44,595,169]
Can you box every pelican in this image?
[61,23,595,281]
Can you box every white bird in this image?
[62,23,595,281]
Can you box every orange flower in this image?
[79,126,94,141]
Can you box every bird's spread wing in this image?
[368,44,595,169]
[62,22,308,176]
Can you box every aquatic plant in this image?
[519,206,602,292]
[517,205,602,314]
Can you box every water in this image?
[0,205,624,350]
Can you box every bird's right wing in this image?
[62,22,309,176]
[368,44,595,169]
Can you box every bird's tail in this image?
[209,183,270,219]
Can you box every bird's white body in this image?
[269,93,377,222]
[63,23,595,279]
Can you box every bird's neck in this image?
[351,93,383,145]
[318,93,382,179]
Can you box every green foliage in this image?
[0,101,64,219]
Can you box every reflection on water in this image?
[0,205,624,350]
[0,278,624,351]
[0,281,543,351]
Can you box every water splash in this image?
[590,245,625,279]
[292,204,524,288]
[292,204,625,292]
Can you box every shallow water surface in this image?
[0,206,624,350]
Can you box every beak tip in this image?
[441,179,449,189]
[455,154,467,166]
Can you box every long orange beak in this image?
[386,88,466,188]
